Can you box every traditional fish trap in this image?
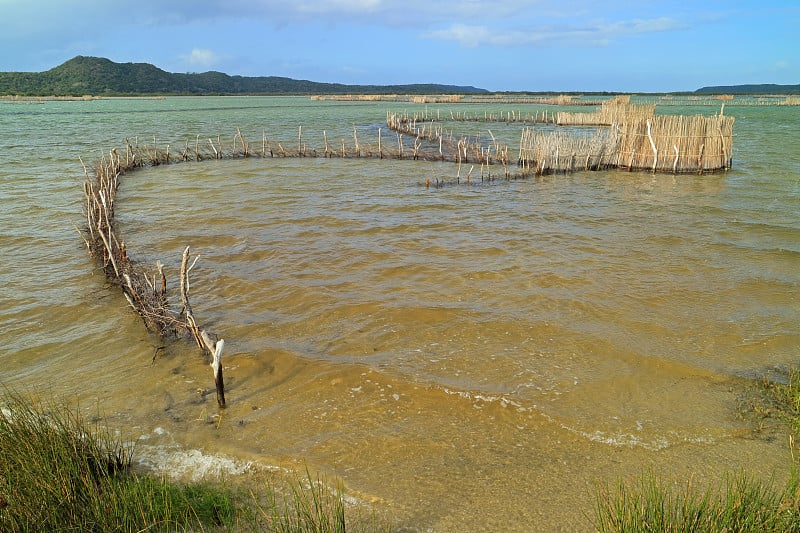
[519,107,734,174]
[613,111,734,173]
[385,111,512,167]
[387,108,558,125]
[557,97,655,126]
[517,128,618,174]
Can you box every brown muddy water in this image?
[1,96,799,531]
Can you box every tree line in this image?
[0,55,488,97]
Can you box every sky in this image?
[0,0,797,93]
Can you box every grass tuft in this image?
[595,472,800,532]
[254,470,348,532]
[0,390,236,531]
[0,391,382,532]
[595,363,800,532]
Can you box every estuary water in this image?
[1,96,799,531]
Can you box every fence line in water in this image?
[80,147,227,408]
[98,102,734,197]
[77,108,735,407]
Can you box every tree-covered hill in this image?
[0,56,488,96]
[695,83,800,95]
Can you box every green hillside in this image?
[0,56,488,96]
[695,83,800,94]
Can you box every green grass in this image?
[594,364,800,532]
[0,391,236,531]
[595,472,800,532]
[0,391,382,532]
[254,470,351,533]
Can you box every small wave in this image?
[134,442,262,482]
[560,424,717,451]
[133,427,262,481]
[441,386,527,412]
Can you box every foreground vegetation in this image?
[594,366,800,532]
[4,364,800,532]
[0,391,380,532]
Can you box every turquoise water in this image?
[1,96,799,530]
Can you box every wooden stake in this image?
[646,118,658,173]
[672,144,679,173]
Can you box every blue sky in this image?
[0,0,797,92]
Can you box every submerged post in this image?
[211,338,225,407]
[201,330,226,408]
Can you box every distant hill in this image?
[0,56,489,96]
[695,83,800,95]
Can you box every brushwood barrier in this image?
[79,101,735,409]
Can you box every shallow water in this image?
[1,96,799,531]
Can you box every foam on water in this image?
[134,427,261,482]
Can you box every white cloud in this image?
[605,17,685,35]
[426,24,543,48]
[425,16,686,48]
[180,48,220,69]
[291,0,383,13]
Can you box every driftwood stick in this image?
[157,260,166,294]
[180,246,227,408]
[180,246,202,348]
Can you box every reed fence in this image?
[309,94,464,103]
[112,107,731,179]
[557,97,656,126]
[517,128,618,174]
[612,112,734,173]
[385,107,558,127]
[517,110,734,174]
[97,102,734,187]
[307,94,603,105]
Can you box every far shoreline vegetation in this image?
[0,56,798,97]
